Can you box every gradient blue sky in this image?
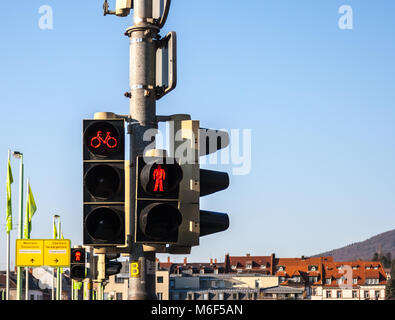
[1,0,395,268]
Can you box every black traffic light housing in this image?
[83,119,126,246]
[105,253,122,278]
[135,156,183,244]
[70,248,86,281]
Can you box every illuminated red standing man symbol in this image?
[75,251,81,262]
[153,164,166,192]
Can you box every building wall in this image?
[231,276,278,289]
[104,275,129,300]
[311,285,386,300]
[156,270,169,300]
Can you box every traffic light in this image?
[70,248,86,281]
[135,156,184,244]
[83,119,126,246]
[105,253,122,277]
[168,119,229,251]
[198,127,230,236]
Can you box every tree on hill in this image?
[385,260,395,300]
[372,252,392,269]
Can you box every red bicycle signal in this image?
[90,131,118,149]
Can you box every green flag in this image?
[6,156,13,233]
[23,183,37,239]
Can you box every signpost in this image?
[16,239,71,268]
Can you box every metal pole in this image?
[126,0,159,300]
[5,150,11,300]
[25,178,29,301]
[16,154,24,300]
[56,219,61,300]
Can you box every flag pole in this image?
[24,178,29,301]
[52,215,56,300]
[56,219,61,300]
[5,150,11,300]
[15,151,24,300]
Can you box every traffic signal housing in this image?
[168,119,230,251]
[135,156,184,244]
[105,253,122,278]
[70,248,86,281]
[83,119,126,247]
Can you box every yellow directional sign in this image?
[43,239,71,267]
[16,240,44,267]
[16,239,71,268]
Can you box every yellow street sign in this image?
[43,239,71,267]
[130,261,140,278]
[16,240,44,267]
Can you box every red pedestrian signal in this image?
[135,156,184,244]
[70,248,86,281]
[153,164,166,192]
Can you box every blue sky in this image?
[1,0,395,268]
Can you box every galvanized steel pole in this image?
[126,0,159,300]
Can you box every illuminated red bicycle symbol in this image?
[90,131,118,149]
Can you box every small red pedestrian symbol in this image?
[153,165,166,192]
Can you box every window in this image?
[157,293,163,300]
[157,276,164,283]
[233,293,238,300]
[203,293,209,300]
[352,291,358,298]
[375,291,380,299]
[353,278,358,284]
[260,264,266,269]
[231,265,236,270]
[116,293,123,300]
[279,277,286,283]
[218,293,224,300]
[309,276,318,283]
[326,291,331,298]
[30,294,35,300]
[336,291,342,299]
[246,264,252,269]
[310,266,317,271]
[173,293,180,300]
[326,278,331,285]
[188,293,193,300]
[364,291,369,299]
[312,288,317,296]
[169,279,175,288]
[366,278,379,285]
[115,277,125,284]
[293,276,301,283]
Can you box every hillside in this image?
[314,229,395,262]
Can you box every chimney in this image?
[167,256,171,263]
[183,257,187,266]
[214,258,217,264]
[246,253,250,257]
[210,258,213,265]
[301,255,305,260]
[271,253,276,275]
